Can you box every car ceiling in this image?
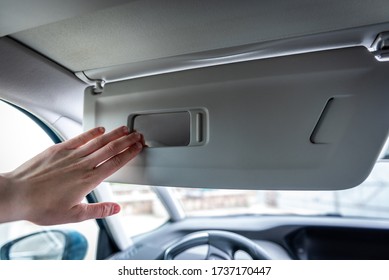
[7,0,389,73]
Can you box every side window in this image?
[0,101,98,259]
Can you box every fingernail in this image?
[122,126,129,134]
[98,127,105,133]
[112,204,121,215]
[135,142,142,149]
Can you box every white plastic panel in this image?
[84,47,389,190]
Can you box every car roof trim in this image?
[81,23,389,84]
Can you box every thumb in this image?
[71,202,121,222]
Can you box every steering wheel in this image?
[163,230,272,260]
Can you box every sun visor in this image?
[84,47,389,190]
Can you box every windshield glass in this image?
[171,160,389,219]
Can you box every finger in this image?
[87,132,142,166]
[77,126,130,157]
[70,202,121,222]
[62,127,105,149]
[134,130,147,147]
[93,141,143,181]
[140,134,148,147]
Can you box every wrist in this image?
[0,172,26,223]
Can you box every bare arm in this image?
[0,126,144,225]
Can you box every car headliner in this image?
[7,0,389,72]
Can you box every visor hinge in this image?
[75,71,106,94]
[370,32,389,62]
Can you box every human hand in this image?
[0,126,144,225]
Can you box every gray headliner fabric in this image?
[11,0,389,72]
[0,0,133,36]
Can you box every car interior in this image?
[1,0,389,260]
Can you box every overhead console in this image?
[83,46,389,190]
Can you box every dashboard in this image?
[109,215,389,260]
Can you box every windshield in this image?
[171,160,389,219]
[110,158,389,238]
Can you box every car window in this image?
[0,101,98,259]
[110,183,169,237]
[172,160,389,219]
[108,151,389,232]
